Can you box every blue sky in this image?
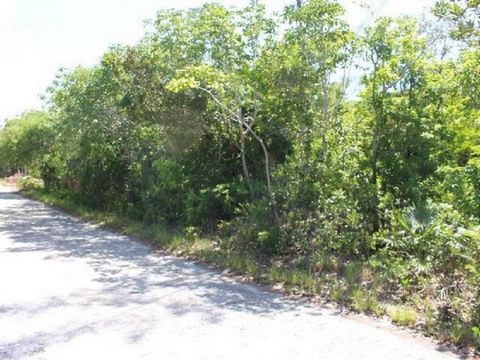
[0,0,436,125]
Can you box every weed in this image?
[450,321,472,346]
[389,305,418,327]
[351,288,385,316]
[267,265,283,284]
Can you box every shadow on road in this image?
[0,189,312,357]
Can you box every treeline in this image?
[1,0,479,350]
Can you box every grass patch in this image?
[389,305,418,327]
[351,288,385,317]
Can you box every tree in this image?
[360,17,435,230]
[0,111,54,177]
[433,0,480,46]
[165,2,281,225]
[254,0,353,215]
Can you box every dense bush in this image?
[17,176,44,191]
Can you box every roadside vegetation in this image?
[1,0,479,353]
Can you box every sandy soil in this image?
[0,187,462,359]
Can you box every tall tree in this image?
[361,17,434,230]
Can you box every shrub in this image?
[351,288,384,316]
[136,159,187,224]
[185,181,250,229]
[374,203,478,284]
[389,305,418,327]
[218,197,281,254]
[18,176,44,191]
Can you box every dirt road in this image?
[0,188,461,359]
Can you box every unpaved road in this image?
[0,188,461,360]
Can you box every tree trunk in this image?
[370,101,382,233]
[238,111,254,198]
[198,87,281,228]
[370,65,382,233]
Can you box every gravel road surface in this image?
[0,187,461,359]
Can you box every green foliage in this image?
[351,288,384,316]
[0,111,55,177]
[184,181,250,228]
[389,305,418,327]
[219,197,281,254]
[375,203,478,283]
[433,0,480,46]
[436,164,480,218]
[17,176,44,191]
[134,159,187,224]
